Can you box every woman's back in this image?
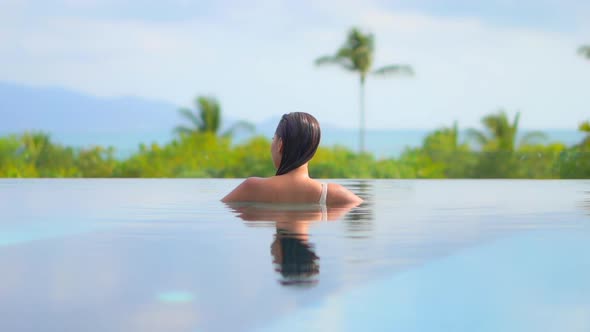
[247,176,323,204]
[224,174,361,206]
[221,112,362,206]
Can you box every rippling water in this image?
[1,179,589,331]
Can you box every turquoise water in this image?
[0,179,589,331]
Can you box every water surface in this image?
[0,179,589,331]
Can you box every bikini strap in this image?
[319,182,328,205]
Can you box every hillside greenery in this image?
[1,111,588,178]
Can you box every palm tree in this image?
[175,96,254,138]
[466,110,546,151]
[315,27,414,152]
[466,111,546,178]
[579,45,590,60]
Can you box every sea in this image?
[2,128,584,160]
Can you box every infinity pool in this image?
[1,179,589,331]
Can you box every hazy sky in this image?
[1,0,589,129]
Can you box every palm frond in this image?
[466,128,488,147]
[335,47,353,59]
[197,96,221,133]
[178,107,201,128]
[482,111,512,141]
[174,125,194,136]
[315,55,356,71]
[315,55,339,66]
[345,27,374,54]
[372,64,414,76]
[481,114,500,138]
[512,112,521,134]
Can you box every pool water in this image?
[1,179,589,331]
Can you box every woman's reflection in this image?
[271,222,319,286]
[228,204,355,286]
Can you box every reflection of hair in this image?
[274,112,321,176]
[271,229,319,286]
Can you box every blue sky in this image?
[1,0,589,129]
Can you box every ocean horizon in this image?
[2,128,581,160]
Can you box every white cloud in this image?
[355,9,590,128]
[0,0,588,128]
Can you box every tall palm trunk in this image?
[359,76,366,153]
[315,28,413,153]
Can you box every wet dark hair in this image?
[274,112,321,176]
[271,230,319,286]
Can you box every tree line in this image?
[0,99,588,178]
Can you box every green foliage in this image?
[1,114,589,179]
[0,132,115,177]
[420,122,477,178]
[221,136,275,178]
[558,149,590,178]
[397,148,446,178]
[467,110,546,152]
[114,133,232,177]
[465,110,551,178]
[579,45,590,60]
[558,122,590,178]
[76,146,117,178]
[515,143,565,179]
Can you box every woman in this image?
[222,112,362,205]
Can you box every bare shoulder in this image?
[221,177,266,202]
[326,183,363,206]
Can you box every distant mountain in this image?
[0,81,582,158]
[0,81,182,134]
